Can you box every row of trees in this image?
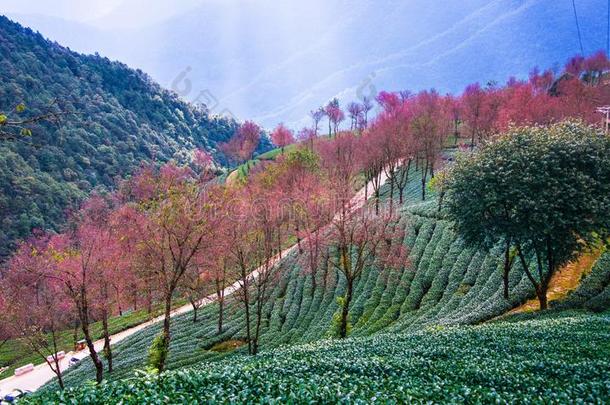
[0,117,410,386]
[2,50,610,388]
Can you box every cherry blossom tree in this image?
[270,123,295,153]
[278,147,332,295]
[223,183,279,355]
[181,263,211,323]
[2,235,72,389]
[44,213,111,383]
[410,90,451,200]
[347,102,363,131]
[582,51,610,85]
[121,163,222,371]
[310,108,326,136]
[220,121,261,166]
[325,98,344,136]
[359,130,385,212]
[326,204,406,338]
[460,83,485,149]
[361,95,374,129]
[297,127,317,149]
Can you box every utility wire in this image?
[607,0,609,55]
[572,0,584,55]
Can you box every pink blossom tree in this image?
[120,163,222,371]
[2,234,73,389]
[220,120,261,167]
[270,123,295,153]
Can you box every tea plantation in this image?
[29,311,610,403]
[33,167,610,401]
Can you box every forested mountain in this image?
[0,16,267,258]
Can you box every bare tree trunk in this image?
[50,329,65,390]
[295,222,303,254]
[397,159,411,205]
[72,321,79,349]
[190,298,199,323]
[146,282,153,315]
[241,268,253,355]
[53,358,64,390]
[537,287,548,310]
[502,239,513,299]
[516,245,548,310]
[253,290,264,355]
[217,294,224,333]
[277,224,283,257]
[216,268,226,334]
[133,285,138,311]
[79,305,104,383]
[421,160,429,201]
[340,278,353,339]
[158,293,172,372]
[102,310,113,373]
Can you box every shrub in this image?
[147,334,169,372]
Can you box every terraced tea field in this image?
[31,311,610,403]
[41,169,550,390]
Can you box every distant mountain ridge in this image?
[0,15,268,258]
[7,0,608,128]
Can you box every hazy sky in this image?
[4,0,609,129]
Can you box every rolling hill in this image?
[0,16,269,258]
[35,166,610,397]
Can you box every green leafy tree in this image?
[446,121,610,309]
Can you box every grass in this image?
[27,310,610,403]
[209,340,246,353]
[0,300,185,379]
[226,144,298,183]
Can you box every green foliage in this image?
[27,311,610,403]
[329,296,352,338]
[147,334,169,372]
[447,121,610,255]
[284,147,319,171]
[446,121,610,307]
[0,16,268,257]
[40,172,545,390]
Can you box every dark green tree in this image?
[446,121,610,309]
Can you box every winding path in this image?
[0,170,389,394]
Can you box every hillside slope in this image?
[44,169,543,389]
[0,16,270,257]
[31,310,610,403]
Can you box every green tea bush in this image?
[29,312,610,404]
[41,171,610,393]
[147,334,169,372]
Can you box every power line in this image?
[607,0,609,55]
[572,0,584,55]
